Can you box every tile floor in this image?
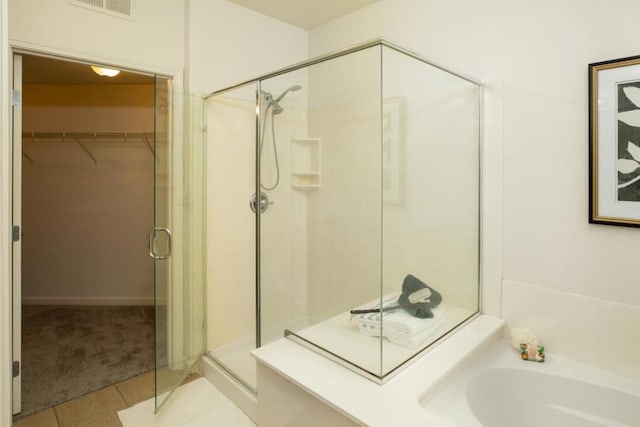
[13,371,200,427]
[118,377,256,427]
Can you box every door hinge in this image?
[12,361,19,378]
[12,90,21,107]
[12,225,20,242]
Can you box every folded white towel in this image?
[385,316,445,349]
[357,306,445,338]
[353,293,445,339]
[352,293,399,330]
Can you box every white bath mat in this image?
[118,377,255,427]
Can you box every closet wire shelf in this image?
[21,131,164,165]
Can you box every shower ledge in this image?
[252,314,505,427]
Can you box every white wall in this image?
[188,0,308,95]
[309,0,640,379]
[9,0,184,76]
[21,84,154,304]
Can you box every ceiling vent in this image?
[70,0,135,21]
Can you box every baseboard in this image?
[21,296,154,306]
[198,355,257,422]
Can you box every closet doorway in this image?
[12,51,207,420]
[15,53,156,418]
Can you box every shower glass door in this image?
[153,77,206,411]
[205,82,259,392]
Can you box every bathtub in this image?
[421,339,640,426]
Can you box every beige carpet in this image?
[16,305,154,419]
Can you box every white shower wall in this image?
[207,95,257,350]
[306,48,382,320]
[379,47,480,312]
[260,104,310,335]
[304,46,480,321]
[206,93,309,350]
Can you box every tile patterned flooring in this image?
[13,372,200,427]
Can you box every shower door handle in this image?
[148,227,172,260]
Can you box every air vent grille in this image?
[70,0,134,21]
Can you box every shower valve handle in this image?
[250,192,272,214]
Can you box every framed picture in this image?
[589,55,640,227]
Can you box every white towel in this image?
[353,293,445,340]
[385,316,446,349]
[357,306,445,337]
[352,293,400,331]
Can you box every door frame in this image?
[11,52,22,415]
[6,44,181,417]
[1,1,12,425]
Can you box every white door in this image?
[11,53,22,415]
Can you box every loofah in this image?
[510,327,540,350]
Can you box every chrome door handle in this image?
[148,227,172,259]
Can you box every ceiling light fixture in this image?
[91,66,120,77]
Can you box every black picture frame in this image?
[589,55,640,227]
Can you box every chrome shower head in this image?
[270,85,302,115]
[274,85,302,104]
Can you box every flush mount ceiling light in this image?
[90,66,120,77]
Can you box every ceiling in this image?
[227,0,379,30]
[22,55,154,85]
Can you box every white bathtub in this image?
[421,339,640,426]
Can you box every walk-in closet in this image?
[16,54,156,418]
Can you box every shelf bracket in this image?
[142,134,156,158]
[71,133,97,166]
[22,150,33,165]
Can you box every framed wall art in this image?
[589,55,640,227]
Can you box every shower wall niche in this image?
[206,40,481,386]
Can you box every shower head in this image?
[270,85,302,115]
[274,85,302,104]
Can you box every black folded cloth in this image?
[397,274,442,319]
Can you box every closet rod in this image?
[22,131,158,155]
[21,132,158,165]
[21,131,154,141]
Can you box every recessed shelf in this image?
[292,184,321,192]
[291,138,321,192]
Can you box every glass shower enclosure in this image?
[206,39,481,387]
